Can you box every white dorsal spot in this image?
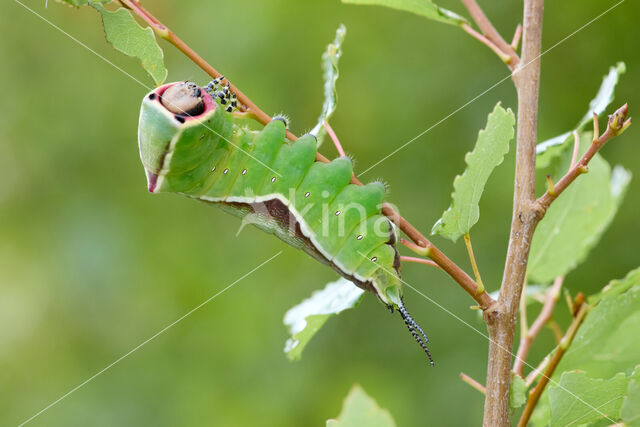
[304,192,310,198]
[271,177,277,183]
[371,256,378,262]
[223,168,229,174]
[211,166,216,172]
[242,169,247,175]
[335,210,341,216]
[356,235,363,240]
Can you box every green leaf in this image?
[283,278,364,361]
[621,367,640,427]
[432,103,515,242]
[326,385,396,427]
[311,25,346,146]
[557,267,640,379]
[548,371,629,427]
[528,132,631,283]
[342,0,466,26]
[510,373,528,410]
[91,4,167,85]
[537,62,626,169]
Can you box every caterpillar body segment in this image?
[138,82,433,363]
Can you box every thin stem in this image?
[525,352,550,387]
[513,276,564,376]
[570,130,580,169]
[538,104,631,210]
[461,23,512,64]
[463,234,485,294]
[547,319,564,344]
[400,239,493,306]
[459,0,520,69]
[323,121,346,157]
[511,24,523,50]
[115,0,491,309]
[483,0,544,424]
[518,303,589,427]
[400,256,440,270]
[460,372,487,394]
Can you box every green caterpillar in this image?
[138,81,433,364]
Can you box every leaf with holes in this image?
[311,25,346,146]
[284,278,364,361]
[342,0,466,26]
[432,103,515,242]
[91,4,167,85]
[528,132,631,283]
[537,62,626,169]
[326,385,396,427]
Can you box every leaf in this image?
[548,371,629,427]
[311,25,346,146]
[537,62,626,168]
[283,278,364,361]
[510,373,528,410]
[342,0,466,26]
[621,367,640,427]
[432,103,515,242]
[91,4,167,85]
[557,267,640,379]
[528,132,631,283]
[326,385,396,427]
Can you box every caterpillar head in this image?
[138,81,217,193]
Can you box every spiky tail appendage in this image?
[398,303,434,366]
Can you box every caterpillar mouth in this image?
[150,81,217,122]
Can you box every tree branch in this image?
[483,0,544,424]
[460,0,520,69]
[116,0,496,309]
[513,276,563,376]
[518,302,589,427]
[537,104,631,210]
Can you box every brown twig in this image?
[483,0,544,424]
[460,372,487,394]
[518,302,589,427]
[538,104,631,210]
[460,0,520,69]
[461,23,511,64]
[511,24,523,50]
[400,256,440,269]
[116,0,497,309]
[513,276,564,376]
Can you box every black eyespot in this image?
[148,93,156,100]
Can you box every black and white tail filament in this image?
[399,303,434,366]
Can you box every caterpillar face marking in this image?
[138,81,434,365]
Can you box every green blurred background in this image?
[1,0,638,425]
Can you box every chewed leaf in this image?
[528,133,631,283]
[342,0,466,26]
[284,278,364,361]
[91,4,167,85]
[432,103,515,242]
[326,385,396,427]
[548,371,630,427]
[537,62,626,168]
[311,25,346,146]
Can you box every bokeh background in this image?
[1,0,639,425]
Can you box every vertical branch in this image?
[483,0,545,425]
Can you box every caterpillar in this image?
[138,80,433,365]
